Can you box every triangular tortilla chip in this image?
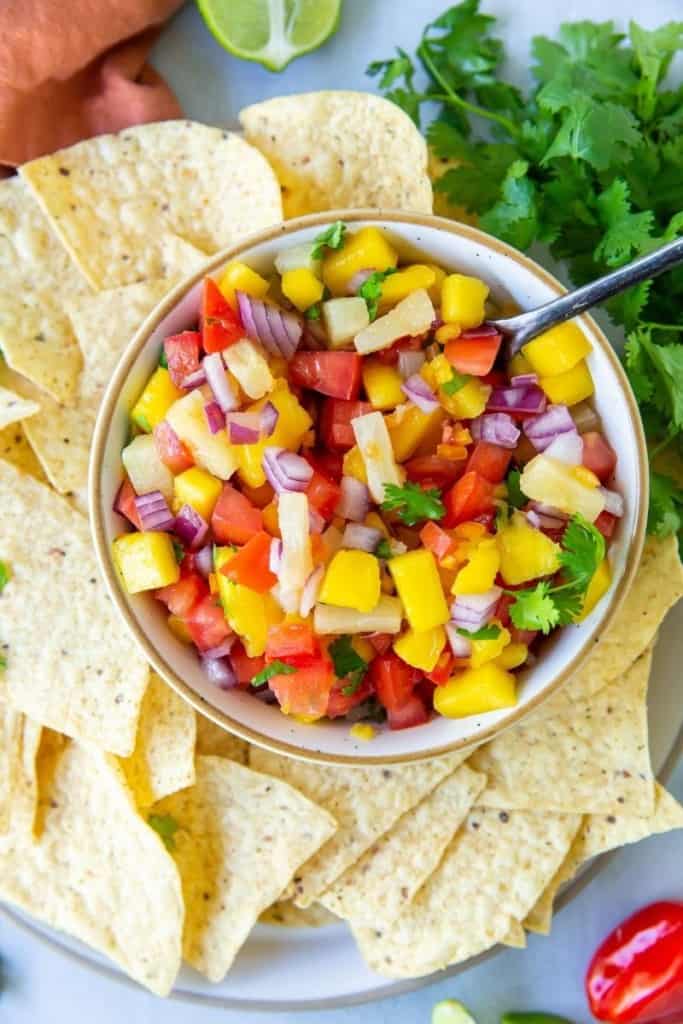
[195,713,249,764]
[0,702,40,834]
[0,422,47,480]
[0,385,39,430]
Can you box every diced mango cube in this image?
[426,263,446,305]
[362,360,405,410]
[539,360,594,406]
[342,445,368,484]
[495,642,528,670]
[496,512,560,586]
[441,274,489,329]
[522,321,591,377]
[469,624,511,668]
[451,538,500,595]
[386,403,445,462]
[131,368,183,432]
[577,557,612,620]
[435,323,461,345]
[389,548,449,632]
[236,381,312,488]
[173,466,222,521]
[509,351,534,379]
[322,297,370,348]
[319,550,381,613]
[442,377,491,420]
[322,227,397,295]
[113,532,179,594]
[378,265,436,313]
[215,547,282,657]
[433,663,516,717]
[281,268,324,312]
[218,261,269,308]
[394,625,446,672]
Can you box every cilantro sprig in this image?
[375,537,394,560]
[359,268,397,320]
[311,221,347,259]
[251,660,297,687]
[369,4,683,547]
[381,481,445,526]
[329,635,369,696]
[457,624,502,641]
[441,369,471,396]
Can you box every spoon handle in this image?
[493,236,683,353]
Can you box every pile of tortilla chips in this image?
[0,93,682,996]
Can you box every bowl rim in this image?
[89,208,649,766]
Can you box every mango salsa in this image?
[215,547,282,656]
[322,227,397,295]
[236,381,312,488]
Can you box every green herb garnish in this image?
[132,412,152,434]
[311,220,347,259]
[172,540,185,564]
[148,813,179,852]
[382,481,445,526]
[505,468,527,509]
[159,348,168,368]
[359,267,398,320]
[0,561,10,593]
[374,537,394,560]
[329,635,369,696]
[457,623,502,641]
[441,369,471,396]
[305,303,322,321]
[251,660,297,687]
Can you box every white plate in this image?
[2,603,681,1011]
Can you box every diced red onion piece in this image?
[195,544,213,579]
[446,623,472,658]
[263,446,313,494]
[544,430,583,465]
[599,486,624,517]
[523,404,575,451]
[202,636,236,660]
[401,373,440,413]
[269,538,283,574]
[572,401,601,434]
[181,367,207,390]
[461,323,500,338]
[299,565,324,617]
[309,508,325,534]
[526,508,567,531]
[488,384,547,415]
[398,348,426,379]
[342,523,382,552]
[530,501,569,520]
[510,373,539,387]
[450,587,502,631]
[227,412,261,444]
[204,352,239,413]
[236,291,303,359]
[260,401,279,438]
[204,400,226,435]
[348,268,375,295]
[174,503,209,550]
[470,412,520,449]
[134,491,174,532]
[336,476,370,522]
[202,656,237,689]
[389,539,408,556]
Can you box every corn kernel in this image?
[281,268,324,312]
[218,261,269,308]
[435,323,462,345]
[350,723,376,741]
[441,274,489,329]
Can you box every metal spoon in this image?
[490,235,683,354]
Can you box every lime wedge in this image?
[196,0,342,72]
[432,1001,479,1024]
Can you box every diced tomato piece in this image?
[306,449,344,483]
[164,331,201,387]
[268,657,335,718]
[371,651,418,712]
[581,431,617,483]
[305,470,342,520]
[231,641,265,687]
[425,650,454,685]
[374,335,424,366]
[509,626,538,646]
[114,476,143,530]
[326,677,374,719]
[201,278,244,353]
[444,470,496,526]
[444,327,502,377]
[320,399,373,451]
[405,455,464,490]
[482,369,508,389]
[367,633,393,655]
[289,351,362,401]
[466,441,511,483]
[386,694,430,730]
[185,594,231,652]
[220,532,276,593]
[266,622,317,663]
[153,420,194,474]
[420,521,456,559]
[211,484,263,545]
[595,509,617,539]
[155,573,208,617]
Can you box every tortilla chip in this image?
[567,536,683,701]
[0,460,148,756]
[121,673,196,808]
[0,703,41,834]
[471,647,655,816]
[21,277,174,498]
[319,765,486,927]
[352,806,580,978]
[250,747,467,907]
[0,385,39,430]
[20,121,283,291]
[0,177,91,404]
[0,741,183,995]
[0,423,47,480]
[195,714,249,763]
[240,92,433,218]
[152,756,336,982]
[260,900,338,928]
[502,921,527,948]
[526,783,683,934]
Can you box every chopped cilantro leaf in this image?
[0,561,10,593]
[457,624,502,640]
[508,581,560,634]
[251,661,296,687]
[374,537,394,560]
[441,369,471,396]
[648,471,683,539]
[359,268,397,320]
[172,540,185,564]
[495,503,510,531]
[148,813,179,852]
[558,514,606,592]
[329,635,368,696]
[132,412,152,434]
[311,221,347,260]
[505,468,527,509]
[381,481,445,526]
[159,348,168,368]
[305,303,321,321]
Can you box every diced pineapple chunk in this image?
[131,368,183,432]
[351,410,403,503]
[121,434,174,501]
[166,390,238,480]
[274,242,321,277]
[313,594,403,634]
[278,492,313,595]
[173,466,222,521]
[113,532,179,594]
[354,289,435,355]
[322,297,370,349]
[222,339,273,399]
[520,454,605,522]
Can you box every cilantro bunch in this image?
[369,3,683,544]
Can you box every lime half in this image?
[196,0,342,72]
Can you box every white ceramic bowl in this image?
[90,211,647,765]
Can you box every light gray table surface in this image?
[2,1,682,1021]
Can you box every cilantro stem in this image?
[417,42,521,139]
[643,322,683,332]
[649,430,677,461]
